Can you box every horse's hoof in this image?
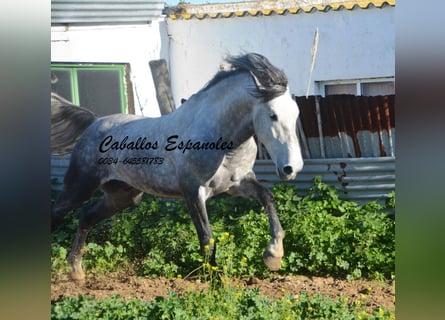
[263,252,282,271]
[70,270,86,282]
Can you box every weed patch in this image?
[51,288,395,320]
[51,178,395,280]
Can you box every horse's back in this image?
[66,106,258,200]
[93,113,146,130]
[67,113,183,195]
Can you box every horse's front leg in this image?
[228,175,284,271]
[184,187,216,266]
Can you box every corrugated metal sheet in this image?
[51,154,70,191]
[167,0,395,20]
[294,95,395,158]
[52,0,165,25]
[51,155,395,204]
[254,157,395,204]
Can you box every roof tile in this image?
[168,0,395,20]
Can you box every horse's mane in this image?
[201,53,288,101]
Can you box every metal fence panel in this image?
[295,95,395,159]
[51,155,395,204]
[254,157,395,203]
[52,0,165,24]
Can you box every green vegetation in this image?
[51,290,394,320]
[52,177,394,280]
[51,178,395,319]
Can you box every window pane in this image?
[77,70,123,116]
[361,81,395,96]
[325,83,356,95]
[51,70,73,102]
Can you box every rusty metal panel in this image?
[254,157,395,203]
[295,95,395,159]
[52,0,165,25]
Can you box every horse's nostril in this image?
[283,165,293,175]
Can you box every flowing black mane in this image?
[202,53,288,101]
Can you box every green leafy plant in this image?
[51,179,395,318]
[51,244,69,275]
[82,241,128,275]
[51,177,395,280]
[51,290,395,320]
[275,178,395,280]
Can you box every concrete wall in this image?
[51,19,170,117]
[166,6,394,105]
[51,6,394,115]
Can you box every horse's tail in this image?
[51,92,98,155]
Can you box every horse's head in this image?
[225,53,303,180]
[253,89,304,180]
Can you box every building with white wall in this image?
[166,0,395,104]
[51,0,396,202]
[51,0,168,117]
[51,0,394,117]
[162,0,396,203]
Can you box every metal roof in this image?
[52,0,165,25]
[167,0,395,20]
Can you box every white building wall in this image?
[51,19,170,117]
[166,7,394,105]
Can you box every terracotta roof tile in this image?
[168,0,395,20]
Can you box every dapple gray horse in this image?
[51,53,304,281]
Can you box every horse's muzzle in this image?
[277,162,303,180]
[277,168,296,181]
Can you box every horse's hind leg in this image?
[68,180,143,281]
[51,169,99,231]
[227,173,284,271]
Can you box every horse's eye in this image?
[270,113,278,121]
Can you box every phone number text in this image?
[97,157,164,165]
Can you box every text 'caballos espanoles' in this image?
[98,135,234,154]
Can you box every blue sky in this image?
[165,0,241,7]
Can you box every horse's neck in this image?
[185,73,257,146]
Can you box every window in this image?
[51,64,132,116]
[361,81,394,96]
[319,78,395,97]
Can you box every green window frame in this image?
[51,63,128,115]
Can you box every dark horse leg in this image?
[68,180,143,281]
[228,173,285,271]
[183,188,216,266]
[51,163,100,231]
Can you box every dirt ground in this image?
[51,272,395,312]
